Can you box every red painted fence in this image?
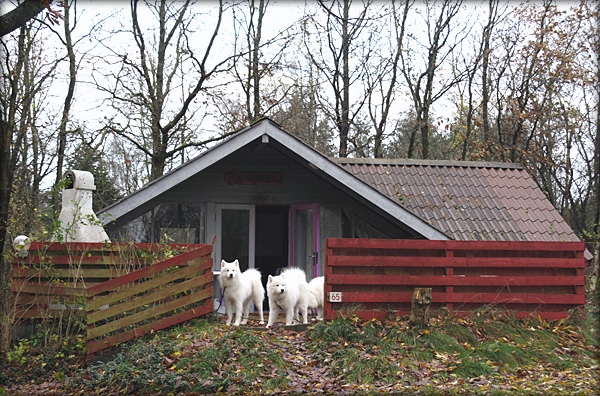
[11,242,214,359]
[324,239,586,321]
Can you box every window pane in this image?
[109,203,206,243]
[294,209,313,279]
[109,211,152,242]
[155,203,205,243]
[221,209,250,271]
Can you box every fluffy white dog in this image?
[219,259,265,326]
[266,267,309,328]
[307,276,325,320]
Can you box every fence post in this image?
[324,240,333,321]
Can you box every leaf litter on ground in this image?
[1,308,598,395]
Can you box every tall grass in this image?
[304,310,597,390]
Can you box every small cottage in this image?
[99,119,582,285]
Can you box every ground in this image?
[0,309,598,395]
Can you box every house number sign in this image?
[329,292,343,303]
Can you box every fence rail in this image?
[324,238,586,321]
[11,242,214,359]
[86,245,213,358]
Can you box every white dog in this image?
[218,259,265,326]
[307,276,325,320]
[266,267,309,328]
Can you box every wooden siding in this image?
[172,142,359,205]
[324,238,586,321]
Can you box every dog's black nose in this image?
[228,274,233,278]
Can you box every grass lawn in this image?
[1,307,598,395]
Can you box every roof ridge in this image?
[332,157,523,170]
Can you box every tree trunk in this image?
[338,0,351,158]
[400,0,464,160]
[0,0,54,37]
[420,107,430,159]
[251,0,265,122]
[0,25,27,353]
[591,23,600,295]
[481,0,499,147]
[409,287,432,327]
[0,116,14,353]
[52,1,77,213]
[371,0,410,159]
[407,112,419,159]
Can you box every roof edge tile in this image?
[332,158,523,169]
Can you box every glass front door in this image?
[290,204,320,279]
[216,204,255,271]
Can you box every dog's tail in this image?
[245,269,265,304]
[245,269,265,324]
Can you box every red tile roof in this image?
[334,158,579,242]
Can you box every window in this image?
[109,203,206,243]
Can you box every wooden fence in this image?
[11,242,214,359]
[324,238,586,321]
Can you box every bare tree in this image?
[364,0,411,158]
[399,0,468,159]
[233,0,268,124]
[215,0,298,129]
[592,54,600,293]
[0,17,63,351]
[0,24,26,353]
[48,0,77,213]
[594,27,600,297]
[450,0,505,161]
[271,59,336,156]
[581,3,599,294]
[8,24,59,233]
[480,0,503,146]
[303,0,375,158]
[0,1,106,351]
[94,0,235,181]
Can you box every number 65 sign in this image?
[328,291,343,303]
